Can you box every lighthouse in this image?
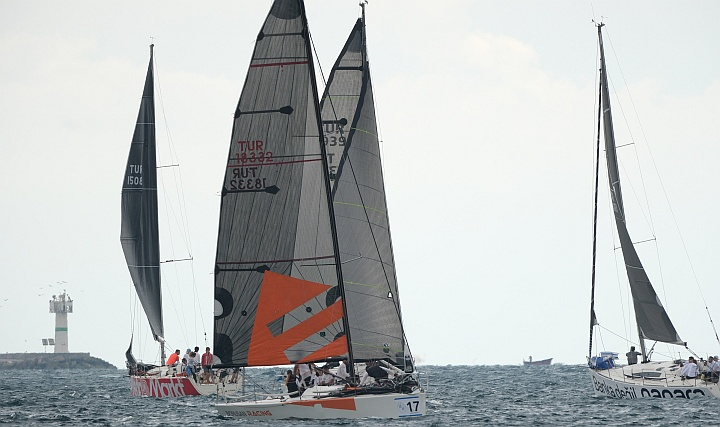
[49,292,73,353]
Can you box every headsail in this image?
[121,45,164,343]
[320,16,407,365]
[597,26,682,345]
[213,0,348,367]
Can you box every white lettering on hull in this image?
[130,377,198,397]
[592,375,707,399]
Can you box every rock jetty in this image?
[0,353,116,370]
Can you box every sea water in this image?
[1,364,719,425]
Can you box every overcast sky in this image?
[1,1,719,369]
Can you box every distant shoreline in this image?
[0,352,117,370]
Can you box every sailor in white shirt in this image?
[337,358,349,381]
[680,356,699,380]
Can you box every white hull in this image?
[590,362,720,399]
[216,387,426,419]
[523,358,552,366]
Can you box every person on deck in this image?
[337,357,350,382]
[680,356,699,380]
[284,369,300,397]
[201,347,214,384]
[166,349,181,366]
[626,346,641,365]
[360,361,391,385]
[295,363,312,389]
[316,365,334,386]
[180,357,187,372]
[708,356,720,382]
[186,353,197,381]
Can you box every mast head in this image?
[360,0,367,20]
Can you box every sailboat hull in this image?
[523,358,552,366]
[216,389,426,419]
[130,373,240,397]
[589,363,720,399]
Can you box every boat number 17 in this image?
[396,397,421,417]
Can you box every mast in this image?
[588,28,602,361]
[148,44,167,366]
[299,0,355,377]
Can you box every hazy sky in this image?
[1,1,719,369]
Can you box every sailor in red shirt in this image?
[166,349,181,366]
[201,347,214,384]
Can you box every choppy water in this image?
[1,365,719,425]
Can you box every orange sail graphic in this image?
[247,271,348,365]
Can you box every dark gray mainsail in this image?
[213,0,348,367]
[320,15,407,365]
[597,25,683,345]
[121,45,164,343]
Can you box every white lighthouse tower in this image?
[49,292,73,353]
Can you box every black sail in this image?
[213,0,347,367]
[120,47,164,342]
[320,18,406,364]
[597,27,682,345]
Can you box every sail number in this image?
[126,164,143,186]
[235,151,273,164]
[324,135,345,146]
[229,177,267,191]
[234,140,273,165]
[395,396,422,417]
[229,140,271,190]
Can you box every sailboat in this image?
[213,0,426,419]
[587,23,720,399]
[121,45,239,397]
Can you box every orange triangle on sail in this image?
[247,271,347,365]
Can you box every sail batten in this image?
[597,26,683,346]
[121,46,164,343]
